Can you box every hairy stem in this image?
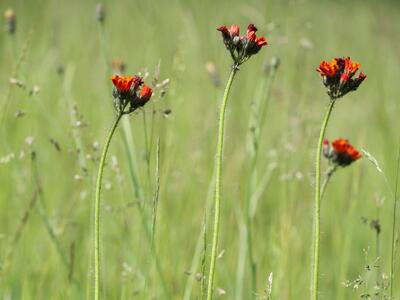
[311,100,335,300]
[94,112,123,300]
[206,66,238,300]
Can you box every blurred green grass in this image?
[1,0,400,299]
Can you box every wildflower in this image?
[4,8,16,35]
[217,23,268,65]
[111,74,152,114]
[323,138,362,167]
[317,57,366,99]
[112,75,134,93]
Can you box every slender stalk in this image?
[246,211,257,295]
[120,123,171,299]
[200,212,208,300]
[320,165,338,200]
[31,151,82,293]
[206,65,238,300]
[311,100,335,300]
[142,110,152,189]
[151,137,161,247]
[390,138,400,297]
[235,68,276,300]
[94,112,123,300]
[242,67,278,298]
[0,188,38,280]
[182,171,215,300]
[336,164,362,299]
[375,206,381,290]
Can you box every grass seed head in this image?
[111,59,126,74]
[4,8,16,35]
[95,3,105,23]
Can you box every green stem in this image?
[206,66,238,300]
[320,165,337,200]
[311,100,335,300]
[246,213,257,294]
[390,139,400,297]
[94,112,123,300]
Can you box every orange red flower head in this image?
[316,60,337,78]
[111,75,134,93]
[217,23,268,65]
[323,138,362,167]
[317,57,366,99]
[111,74,152,114]
[140,85,153,103]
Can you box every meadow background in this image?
[1,0,400,299]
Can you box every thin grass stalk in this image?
[336,159,369,298]
[69,242,76,284]
[206,65,238,300]
[312,100,335,300]
[183,84,222,300]
[151,137,161,247]
[142,110,152,190]
[246,214,256,293]
[200,212,208,300]
[390,139,400,297]
[31,152,68,267]
[375,205,381,290]
[235,210,247,300]
[96,22,109,75]
[320,165,337,200]
[31,151,82,293]
[234,63,278,300]
[120,123,171,300]
[63,66,88,173]
[94,112,123,300]
[0,30,33,126]
[121,120,143,200]
[240,66,278,299]
[0,188,38,281]
[182,172,215,300]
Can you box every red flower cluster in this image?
[217,24,267,65]
[316,57,366,99]
[323,138,362,167]
[111,75,152,114]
